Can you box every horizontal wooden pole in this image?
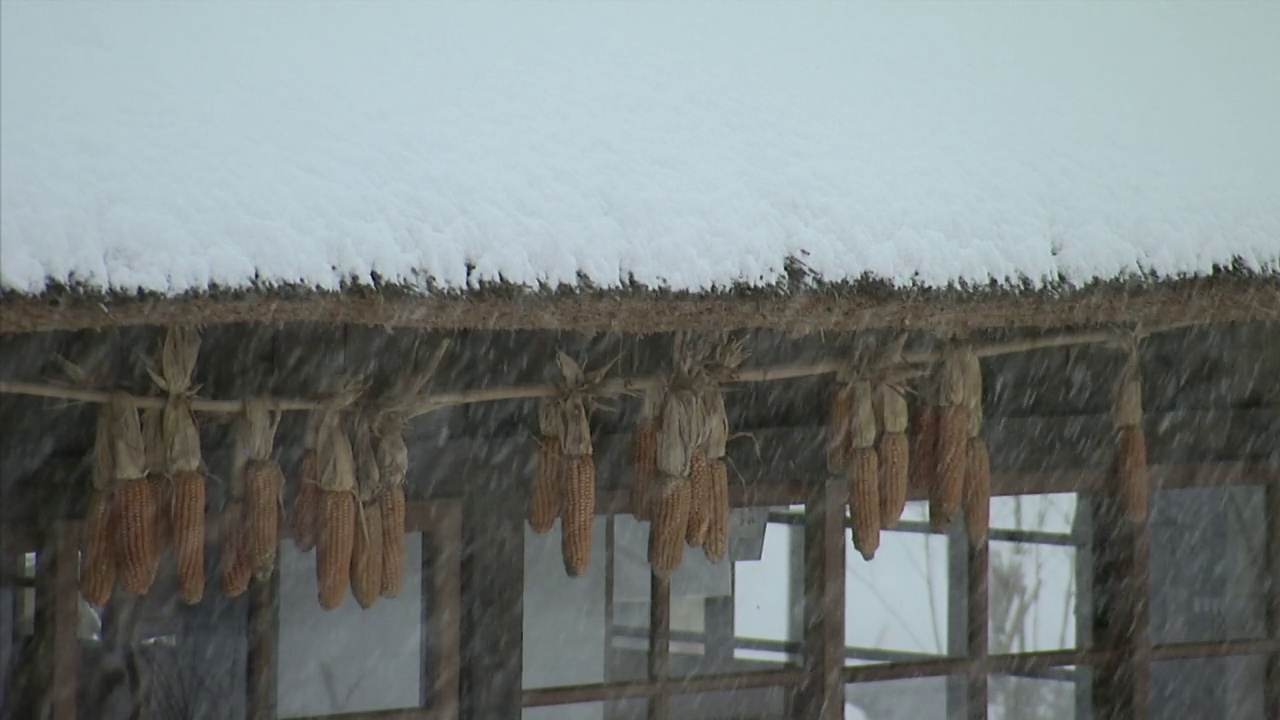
[521,668,804,706]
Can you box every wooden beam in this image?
[797,477,845,719]
[518,638,1278,707]
[1266,481,1280,720]
[247,572,278,720]
[32,522,77,720]
[459,472,524,720]
[648,573,671,720]
[522,668,805,706]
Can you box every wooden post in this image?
[1073,496,1097,720]
[1089,493,1150,720]
[967,538,990,720]
[0,551,15,714]
[422,501,462,718]
[32,522,77,720]
[797,477,845,719]
[648,573,671,720]
[246,572,278,720]
[459,471,524,720]
[1265,482,1280,720]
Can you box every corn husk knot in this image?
[373,415,409,489]
[108,393,148,481]
[961,347,983,439]
[352,414,383,503]
[316,409,357,494]
[238,399,280,462]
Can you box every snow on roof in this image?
[2,2,1278,298]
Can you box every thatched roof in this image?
[1,2,1277,332]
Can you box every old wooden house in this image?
[2,3,1278,719]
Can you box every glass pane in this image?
[609,515,653,682]
[1153,656,1266,720]
[846,531,949,661]
[734,517,801,666]
[896,499,930,525]
[673,685,793,719]
[988,541,1077,652]
[989,673,1077,720]
[277,533,424,717]
[846,676,947,719]
[525,516,609,689]
[989,493,1077,534]
[1150,486,1266,644]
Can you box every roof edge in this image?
[1,272,1276,336]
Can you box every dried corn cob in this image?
[529,439,562,533]
[80,489,116,606]
[648,476,691,578]
[379,485,406,597]
[963,438,991,548]
[685,452,712,547]
[561,455,595,577]
[827,383,854,473]
[245,459,283,575]
[293,451,320,552]
[878,432,909,529]
[219,500,252,598]
[631,419,658,521]
[317,490,356,609]
[876,383,910,528]
[351,500,384,609]
[703,459,731,563]
[848,447,881,560]
[171,470,206,604]
[116,477,161,595]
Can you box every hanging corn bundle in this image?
[876,382,910,529]
[529,399,565,534]
[630,387,660,521]
[960,348,990,548]
[369,341,446,598]
[1114,339,1148,521]
[649,378,700,578]
[80,411,117,606]
[350,415,384,609]
[846,381,881,560]
[552,352,603,578]
[699,338,744,563]
[315,408,358,609]
[930,344,969,531]
[292,413,322,552]
[237,400,283,577]
[148,328,207,604]
[374,415,409,598]
[107,395,162,596]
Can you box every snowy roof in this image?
[1,1,1278,299]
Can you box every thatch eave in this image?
[1,271,1277,336]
